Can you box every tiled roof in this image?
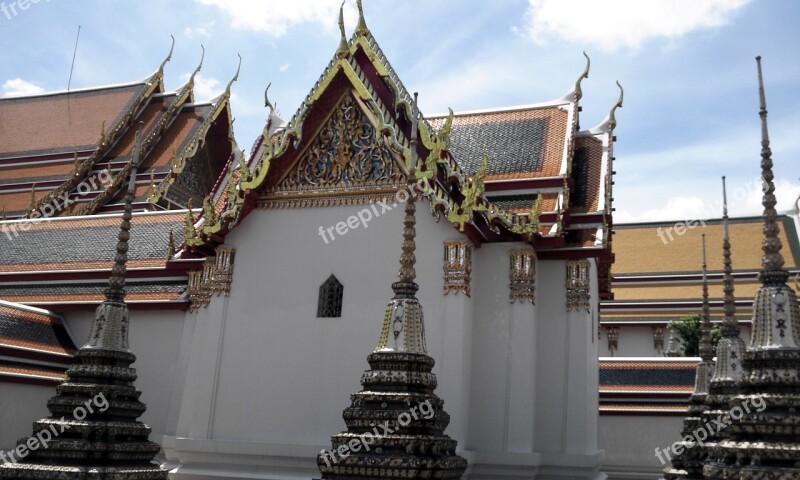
[0,83,146,159]
[599,359,698,415]
[144,105,212,170]
[487,193,558,214]
[0,301,76,359]
[0,361,66,384]
[600,360,697,385]
[0,211,184,270]
[428,106,569,180]
[612,216,800,275]
[0,279,186,304]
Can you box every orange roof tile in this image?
[0,84,146,158]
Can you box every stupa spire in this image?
[660,235,717,480]
[0,126,167,480]
[701,55,800,480]
[318,92,467,479]
[699,233,713,362]
[756,55,787,281]
[104,126,140,304]
[720,176,739,338]
[374,92,428,354]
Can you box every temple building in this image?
[0,144,169,480]
[0,3,618,480]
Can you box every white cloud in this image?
[615,178,800,223]
[179,73,241,104]
[279,63,290,72]
[523,0,749,52]
[184,21,215,38]
[2,78,45,96]
[194,0,357,36]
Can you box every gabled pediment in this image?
[260,89,409,207]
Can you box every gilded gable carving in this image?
[263,92,406,207]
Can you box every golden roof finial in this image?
[203,196,217,225]
[187,45,205,98]
[167,230,176,258]
[224,53,242,96]
[336,1,349,58]
[28,183,37,213]
[148,170,156,195]
[1,206,6,221]
[607,81,624,132]
[574,51,590,102]
[184,198,197,242]
[72,151,81,174]
[355,0,368,36]
[99,120,107,146]
[158,34,175,76]
[264,82,274,115]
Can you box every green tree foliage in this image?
[667,313,721,357]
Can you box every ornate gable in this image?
[261,91,408,207]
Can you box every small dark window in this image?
[317,274,343,317]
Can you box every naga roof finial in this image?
[187,45,205,95]
[158,34,175,76]
[336,1,349,58]
[607,80,624,132]
[28,183,37,212]
[224,53,242,95]
[755,55,787,282]
[355,0,368,36]
[264,82,274,114]
[574,51,590,102]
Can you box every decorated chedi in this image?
[700,176,749,469]
[704,56,800,479]
[0,129,168,480]
[316,93,467,479]
[661,234,716,479]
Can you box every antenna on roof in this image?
[67,25,81,125]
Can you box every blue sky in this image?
[2,0,798,223]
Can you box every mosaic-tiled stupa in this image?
[317,93,467,480]
[0,131,168,480]
[701,176,749,469]
[704,56,800,480]
[662,234,716,480]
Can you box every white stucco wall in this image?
[168,203,605,479]
[598,324,753,357]
[0,382,53,452]
[180,203,467,445]
[599,414,683,479]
